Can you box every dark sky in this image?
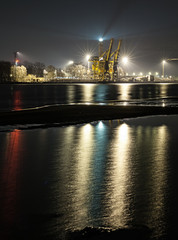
[1,0,178,74]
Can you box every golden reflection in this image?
[119,123,129,142]
[59,126,75,168]
[67,85,75,103]
[160,84,168,97]
[148,125,169,236]
[82,84,95,103]
[103,123,132,227]
[119,84,132,101]
[63,123,94,229]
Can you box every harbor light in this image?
[99,38,103,42]
[122,56,129,65]
[68,60,74,65]
[86,54,91,71]
[162,60,166,78]
[86,54,91,61]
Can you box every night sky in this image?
[1,0,178,74]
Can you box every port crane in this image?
[89,38,122,81]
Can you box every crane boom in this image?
[104,38,114,78]
[111,39,122,80]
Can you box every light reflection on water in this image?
[0,116,178,239]
[1,83,178,111]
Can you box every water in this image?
[0,83,178,239]
[1,83,178,111]
[0,115,178,239]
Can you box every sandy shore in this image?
[0,104,178,126]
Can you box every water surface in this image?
[0,115,178,239]
[1,83,178,111]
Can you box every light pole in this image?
[86,55,90,71]
[99,38,103,56]
[162,60,166,78]
[14,51,20,65]
[13,51,20,81]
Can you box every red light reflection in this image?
[13,90,22,111]
[0,129,22,233]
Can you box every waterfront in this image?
[0,83,178,239]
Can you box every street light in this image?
[86,54,91,71]
[122,56,129,65]
[162,60,166,78]
[86,54,90,61]
[99,38,103,42]
[68,60,74,65]
[99,38,103,56]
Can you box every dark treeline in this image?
[0,61,11,82]
[0,61,46,82]
[24,61,45,77]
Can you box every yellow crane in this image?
[110,39,122,81]
[89,38,122,81]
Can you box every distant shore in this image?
[0,105,178,126]
[0,78,178,84]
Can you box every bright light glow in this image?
[133,72,135,76]
[15,59,20,66]
[140,72,143,76]
[122,57,129,65]
[68,60,74,65]
[98,121,104,129]
[149,72,152,75]
[119,123,129,142]
[86,54,90,61]
[162,60,166,64]
[83,123,92,134]
[99,38,103,42]
[156,72,159,76]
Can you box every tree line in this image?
[0,61,65,82]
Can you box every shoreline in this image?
[0,105,178,126]
[1,80,178,84]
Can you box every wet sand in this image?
[0,105,178,126]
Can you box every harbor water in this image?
[0,83,178,111]
[0,83,178,239]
